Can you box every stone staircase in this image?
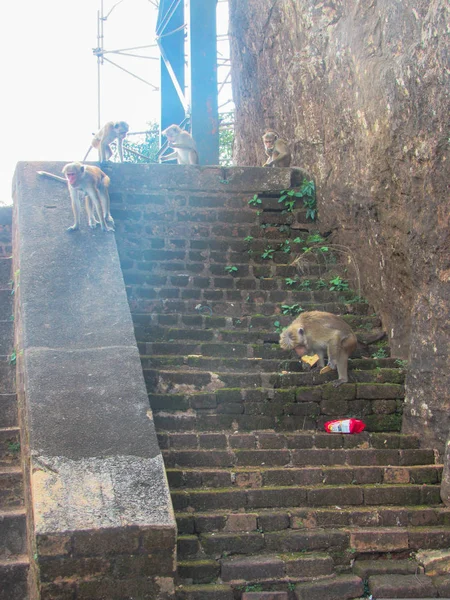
[0,207,28,600]
[112,179,449,600]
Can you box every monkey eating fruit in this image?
[160,124,199,165]
[279,310,357,387]
[37,163,114,232]
[262,130,291,167]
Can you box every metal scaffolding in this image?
[93,0,230,165]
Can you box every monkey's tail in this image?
[37,171,66,183]
[279,327,298,351]
[83,146,93,162]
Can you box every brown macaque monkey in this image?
[160,124,199,165]
[262,130,291,167]
[84,121,129,163]
[279,311,357,387]
[37,163,114,232]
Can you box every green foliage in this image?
[123,122,159,163]
[306,233,325,244]
[9,351,16,365]
[372,347,388,359]
[285,277,298,286]
[219,111,234,167]
[261,246,275,259]
[278,179,316,218]
[293,236,304,243]
[248,194,262,207]
[279,240,291,253]
[244,236,254,243]
[281,303,304,316]
[395,359,408,368]
[225,265,238,274]
[315,278,327,289]
[329,276,349,291]
[7,441,20,454]
[298,279,312,290]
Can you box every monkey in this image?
[279,311,357,387]
[84,121,129,163]
[262,130,291,167]
[37,163,114,232]
[160,124,199,165]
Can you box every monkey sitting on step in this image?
[262,130,291,167]
[279,310,357,387]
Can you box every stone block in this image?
[416,549,450,575]
[242,593,288,600]
[350,528,409,552]
[224,513,257,532]
[368,574,437,598]
[283,551,333,577]
[295,574,364,600]
[221,555,284,581]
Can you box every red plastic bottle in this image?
[324,418,366,434]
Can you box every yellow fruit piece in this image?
[320,365,333,374]
[301,354,320,367]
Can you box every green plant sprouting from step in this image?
[329,275,349,291]
[248,194,262,207]
[279,179,316,219]
[225,265,238,275]
[261,245,275,260]
[281,303,304,316]
[372,347,389,359]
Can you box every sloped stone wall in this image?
[229,0,450,452]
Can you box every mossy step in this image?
[164,447,434,470]
[128,298,369,317]
[175,583,234,600]
[171,483,441,513]
[138,340,386,360]
[177,527,450,561]
[176,505,450,536]
[166,464,442,490]
[132,312,381,333]
[155,414,403,434]
[144,361,402,390]
[0,428,21,466]
[367,573,437,598]
[0,467,24,509]
[295,574,363,600]
[158,431,419,451]
[0,508,27,557]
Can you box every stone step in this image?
[158,431,420,452]
[126,263,326,291]
[175,583,234,600]
[353,558,422,577]
[368,573,438,598]
[0,320,13,354]
[294,574,364,600]
[0,257,12,285]
[128,297,369,317]
[144,361,402,392]
[139,339,386,361]
[171,483,441,513]
[176,506,450,536]
[143,352,394,372]
[0,288,13,315]
[164,447,435,469]
[0,427,21,466]
[167,464,442,489]
[0,394,18,428]
[132,312,381,335]
[154,411,403,435]
[0,360,15,394]
[0,467,24,509]
[0,508,27,558]
[0,556,29,600]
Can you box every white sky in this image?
[0,0,231,205]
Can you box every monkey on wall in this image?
[84,121,130,163]
[262,130,291,167]
[37,163,114,232]
[160,124,199,165]
[279,310,357,387]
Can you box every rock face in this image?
[229,0,449,453]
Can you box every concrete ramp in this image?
[12,161,176,599]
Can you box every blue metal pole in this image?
[188,0,219,165]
